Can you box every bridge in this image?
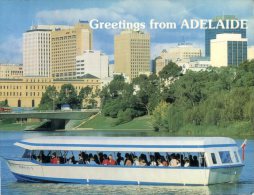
[0,109,99,130]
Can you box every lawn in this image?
[78,114,153,130]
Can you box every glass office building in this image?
[205,15,246,57]
[228,41,247,67]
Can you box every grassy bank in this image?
[0,119,42,131]
[78,114,254,137]
[78,114,153,130]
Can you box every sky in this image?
[0,0,253,64]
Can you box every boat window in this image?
[22,149,31,158]
[210,153,217,164]
[219,151,232,164]
[29,150,207,168]
[234,151,239,163]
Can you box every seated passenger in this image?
[50,153,59,164]
[102,154,109,165]
[184,158,190,167]
[169,154,180,167]
[161,156,168,166]
[119,157,124,166]
[108,154,116,165]
[149,155,156,166]
[139,158,147,166]
[116,152,122,165]
[98,152,104,164]
[189,155,194,166]
[89,157,97,165]
[94,154,100,164]
[78,154,85,164]
[133,156,140,166]
[124,154,132,166]
[157,158,163,166]
[192,156,199,167]
[67,155,76,164]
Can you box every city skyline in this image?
[0,0,253,64]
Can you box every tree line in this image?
[100,60,254,131]
[38,84,97,110]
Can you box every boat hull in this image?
[7,159,243,186]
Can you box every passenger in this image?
[108,154,116,165]
[67,155,76,164]
[98,152,104,164]
[149,155,157,166]
[139,157,147,166]
[169,154,180,167]
[133,156,140,166]
[84,154,90,164]
[161,156,168,166]
[154,152,161,163]
[193,156,199,167]
[38,151,46,163]
[124,154,132,166]
[116,152,122,165]
[157,158,163,166]
[189,155,194,166]
[93,154,100,164]
[119,157,124,166]
[89,157,97,165]
[102,154,109,165]
[184,158,190,167]
[140,154,148,165]
[78,154,84,164]
[50,152,59,164]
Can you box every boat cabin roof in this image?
[15,136,237,152]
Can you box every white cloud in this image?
[0,35,22,64]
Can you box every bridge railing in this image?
[0,108,100,114]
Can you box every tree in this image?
[159,61,182,81]
[38,86,58,110]
[79,86,92,108]
[0,99,8,107]
[57,84,80,109]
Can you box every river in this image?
[0,130,253,195]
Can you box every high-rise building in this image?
[0,64,23,79]
[76,50,109,79]
[114,31,150,80]
[51,21,93,79]
[248,46,254,60]
[155,43,201,74]
[211,34,247,67]
[23,25,72,77]
[205,15,246,57]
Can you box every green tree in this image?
[0,99,8,107]
[38,86,58,110]
[79,86,92,108]
[57,84,80,109]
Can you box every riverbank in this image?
[78,114,254,137]
[0,119,42,131]
[78,114,153,130]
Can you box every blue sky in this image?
[0,0,253,64]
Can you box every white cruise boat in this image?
[6,136,244,185]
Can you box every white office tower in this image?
[76,50,109,79]
[23,25,71,77]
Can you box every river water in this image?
[0,130,253,195]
